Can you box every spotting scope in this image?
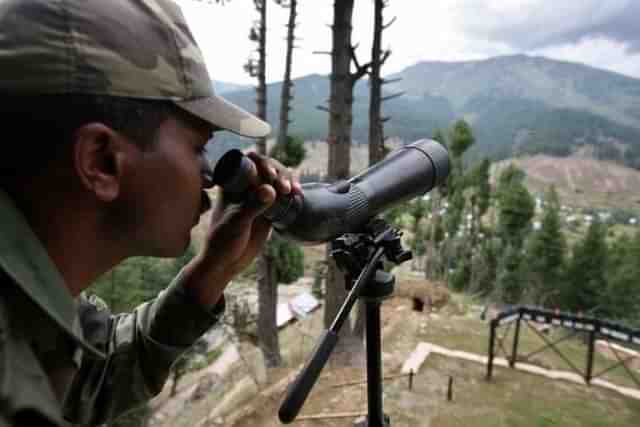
[212,139,449,243]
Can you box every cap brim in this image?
[175,95,271,138]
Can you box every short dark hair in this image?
[0,94,177,180]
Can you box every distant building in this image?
[598,212,611,222]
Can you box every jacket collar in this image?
[0,189,105,359]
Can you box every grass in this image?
[364,293,640,427]
[418,294,639,390]
[384,353,640,427]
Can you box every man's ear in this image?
[73,123,134,202]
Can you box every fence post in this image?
[447,376,453,401]
[487,319,496,381]
[510,315,521,368]
[585,326,597,385]
[408,370,414,391]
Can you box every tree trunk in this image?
[255,0,267,154]
[324,0,371,367]
[257,254,282,367]
[276,0,297,147]
[326,0,355,183]
[324,0,356,336]
[425,193,441,279]
[253,0,282,368]
[368,0,385,166]
[353,0,388,340]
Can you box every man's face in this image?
[115,114,212,257]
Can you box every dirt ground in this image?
[227,296,424,427]
[493,155,640,210]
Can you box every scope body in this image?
[213,139,450,243]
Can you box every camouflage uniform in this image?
[0,189,226,426]
[0,0,270,425]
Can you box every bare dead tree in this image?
[243,0,268,155]
[367,0,395,166]
[275,0,298,148]
[321,0,371,362]
[351,0,397,339]
[245,0,282,369]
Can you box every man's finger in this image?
[246,152,278,184]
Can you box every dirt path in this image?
[403,342,640,401]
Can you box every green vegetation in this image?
[408,120,640,328]
[89,244,196,314]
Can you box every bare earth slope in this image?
[493,154,640,210]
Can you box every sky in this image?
[174,0,640,85]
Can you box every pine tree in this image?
[471,158,491,219]
[602,230,640,322]
[496,166,534,246]
[526,185,566,306]
[564,220,608,313]
[444,188,465,237]
[496,243,526,304]
[448,119,475,159]
[470,237,499,296]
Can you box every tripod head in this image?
[278,217,412,426]
[331,218,412,289]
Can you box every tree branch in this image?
[350,45,371,81]
[382,77,402,85]
[380,49,391,66]
[382,92,404,102]
[383,16,397,30]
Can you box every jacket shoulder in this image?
[0,286,65,426]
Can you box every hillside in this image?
[217,54,640,169]
[148,276,640,427]
[493,154,640,211]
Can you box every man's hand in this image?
[182,153,301,308]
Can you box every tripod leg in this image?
[354,300,389,427]
[366,300,384,426]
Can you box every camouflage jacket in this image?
[0,190,225,426]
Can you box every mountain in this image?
[213,80,251,94]
[387,54,640,129]
[215,55,640,169]
[385,55,640,165]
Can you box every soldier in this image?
[0,0,299,425]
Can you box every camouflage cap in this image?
[0,0,270,138]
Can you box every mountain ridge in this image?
[216,54,640,169]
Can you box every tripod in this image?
[278,218,412,427]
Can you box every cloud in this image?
[534,37,640,79]
[455,0,640,53]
